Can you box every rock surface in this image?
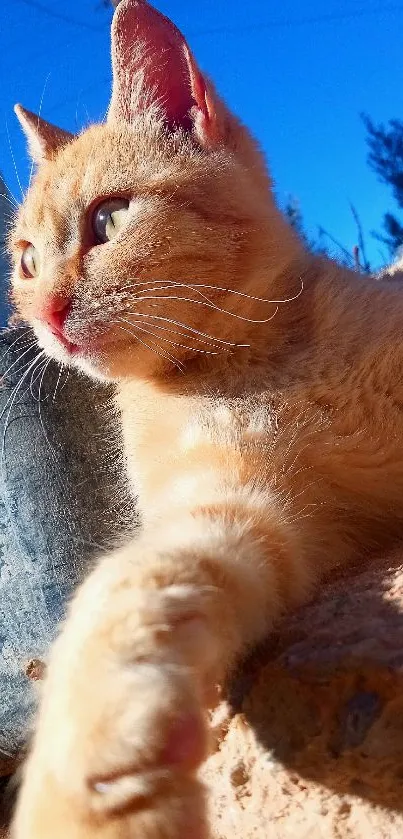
[202,554,403,838]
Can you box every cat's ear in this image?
[14,105,73,163]
[108,0,220,147]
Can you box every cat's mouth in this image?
[35,319,113,362]
[51,329,80,356]
[57,334,106,358]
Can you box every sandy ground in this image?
[202,552,403,837]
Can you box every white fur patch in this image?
[179,419,204,451]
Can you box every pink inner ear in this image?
[109,0,208,129]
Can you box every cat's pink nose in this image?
[39,296,72,336]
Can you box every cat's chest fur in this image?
[116,380,281,523]
[116,368,403,547]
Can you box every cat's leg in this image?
[12,503,308,838]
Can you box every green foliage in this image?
[363,115,403,257]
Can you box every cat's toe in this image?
[12,658,209,838]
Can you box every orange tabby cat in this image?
[8,1,403,836]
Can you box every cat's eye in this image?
[20,244,40,279]
[92,198,130,245]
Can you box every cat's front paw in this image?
[12,582,212,839]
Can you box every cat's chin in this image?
[31,323,112,383]
[69,355,113,383]
[33,323,176,384]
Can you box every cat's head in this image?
[9,0,301,383]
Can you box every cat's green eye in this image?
[20,244,40,279]
[92,198,130,245]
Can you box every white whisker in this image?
[1,342,39,380]
[37,358,56,458]
[60,368,70,392]
[30,358,48,399]
[124,312,249,348]
[0,349,50,641]
[1,193,19,211]
[118,317,220,355]
[117,324,184,372]
[4,328,33,355]
[5,119,25,201]
[131,293,280,324]
[0,351,47,469]
[121,277,304,306]
[52,363,65,402]
[28,73,51,192]
[119,314,223,349]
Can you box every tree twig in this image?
[350,202,371,272]
[317,226,355,266]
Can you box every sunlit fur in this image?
[9,2,403,838]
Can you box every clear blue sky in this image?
[1,0,403,269]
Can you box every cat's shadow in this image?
[228,554,403,814]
